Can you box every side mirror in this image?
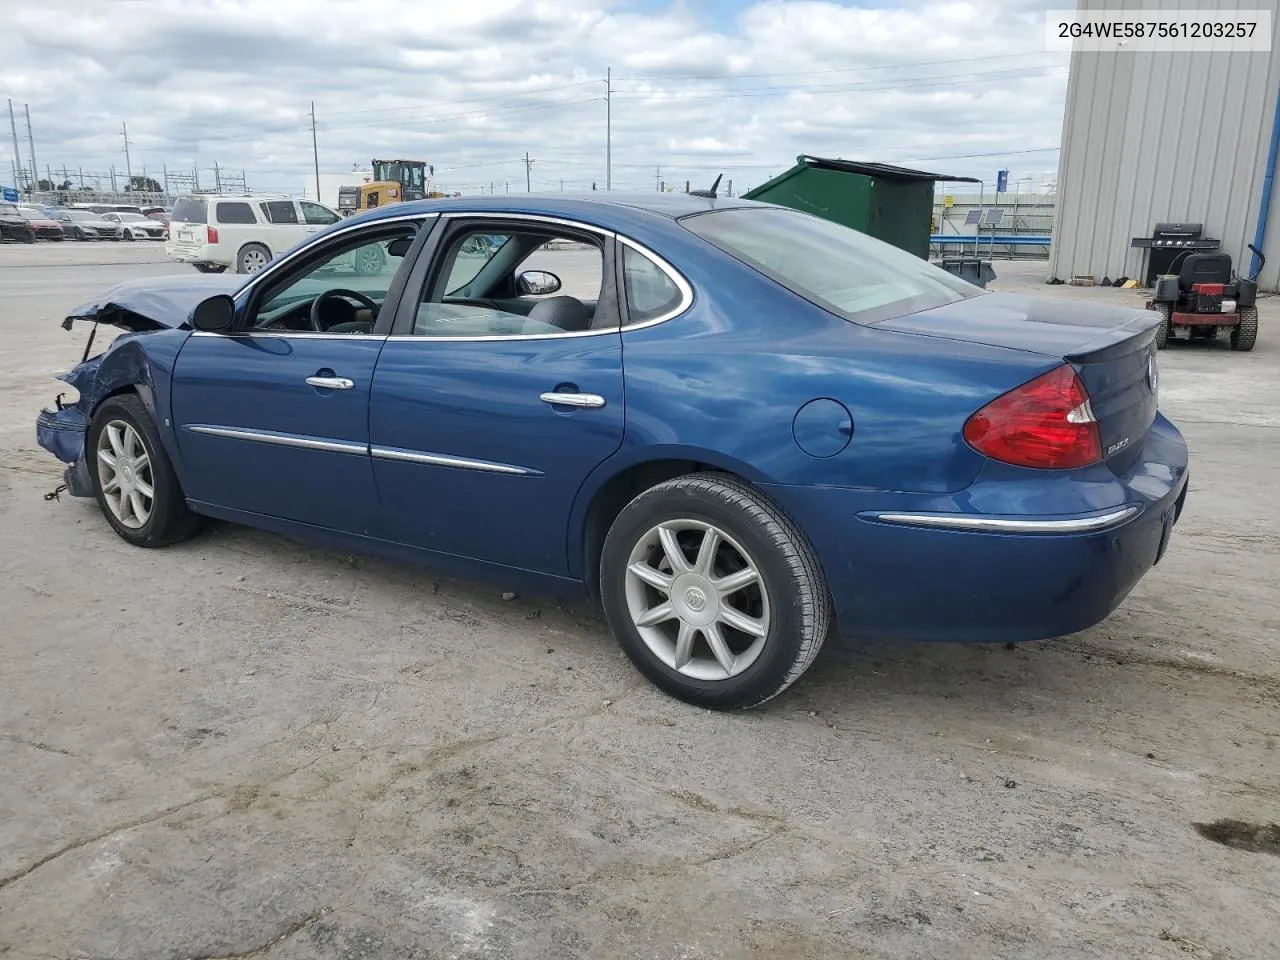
[191,294,235,333]
[387,236,413,258]
[517,270,561,296]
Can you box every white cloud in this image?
[2,0,1069,196]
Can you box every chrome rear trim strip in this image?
[371,445,539,476]
[869,506,1140,533]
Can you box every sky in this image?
[2,0,1072,198]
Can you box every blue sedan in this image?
[36,195,1188,709]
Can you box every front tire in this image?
[87,394,201,547]
[1231,306,1258,352]
[600,473,831,710]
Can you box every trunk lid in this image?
[875,292,1162,472]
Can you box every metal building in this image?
[1049,0,1280,290]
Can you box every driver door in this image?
[170,219,426,534]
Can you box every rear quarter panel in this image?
[566,228,1060,574]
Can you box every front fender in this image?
[53,329,193,485]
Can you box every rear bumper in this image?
[766,414,1190,644]
[1172,311,1237,326]
[166,243,224,266]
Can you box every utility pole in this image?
[605,67,612,191]
[8,100,23,190]
[523,152,533,192]
[310,101,321,203]
[655,164,661,192]
[121,122,133,190]
[213,161,221,194]
[110,165,117,192]
[23,104,38,192]
[162,161,168,197]
[489,181,494,194]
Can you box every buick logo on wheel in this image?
[684,587,707,612]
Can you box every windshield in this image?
[682,206,980,325]
[118,213,148,222]
[18,209,45,220]
[68,210,97,221]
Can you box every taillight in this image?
[963,364,1102,469]
[206,225,219,244]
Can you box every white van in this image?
[165,195,342,274]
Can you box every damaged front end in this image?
[35,273,242,498]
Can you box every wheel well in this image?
[239,241,272,258]
[581,458,730,600]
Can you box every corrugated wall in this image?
[1049,0,1280,290]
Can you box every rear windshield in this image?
[682,206,980,324]
[170,197,207,224]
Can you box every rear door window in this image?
[170,197,207,224]
[260,200,299,224]
[215,202,257,225]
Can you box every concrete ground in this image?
[1,243,1277,960]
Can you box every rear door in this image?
[258,199,308,255]
[367,215,625,575]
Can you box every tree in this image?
[36,178,55,191]
[128,175,162,193]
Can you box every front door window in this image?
[248,226,418,335]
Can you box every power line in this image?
[316,80,601,121]
[611,67,1057,101]
[611,50,1054,82]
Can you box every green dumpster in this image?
[743,156,979,260]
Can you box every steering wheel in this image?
[310,288,379,332]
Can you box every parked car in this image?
[101,212,167,240]
[53,209,120,241]
[141,206,168,219]
[16,207,65,240]
[73,203,146,217]
[36,195,1188,710]
[165,195,342,274]
[0,202,37,242]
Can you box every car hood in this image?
[869,291,1160,359]
[62,274,245,333]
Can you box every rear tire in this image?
[1231,306,1258,352]
[600,473,831,710]
[86,394,201,548]
[236,243,271,274]
[1152,303,1171,349]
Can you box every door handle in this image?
[540,392,606,409]
[306,376,355,390]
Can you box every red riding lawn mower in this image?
[1147,243,1263,351]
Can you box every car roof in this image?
[357,192,761,226]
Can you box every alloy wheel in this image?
[242,248,269,273]
[624,519,771,681]
[96,420,154,529]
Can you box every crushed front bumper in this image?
[36,406,94,497]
